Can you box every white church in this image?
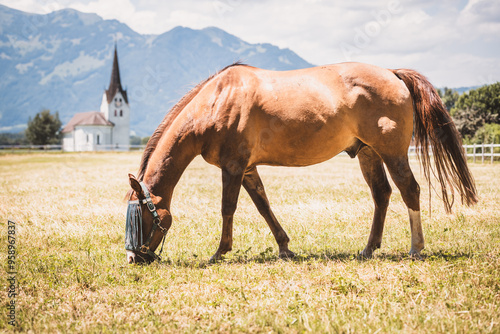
[62,46,130,151]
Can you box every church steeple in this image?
[105,44,128,104]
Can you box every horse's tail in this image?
[392,68,478,213]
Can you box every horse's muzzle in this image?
[126,250,154,264]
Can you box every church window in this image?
[97,134,100,145]
[114,110,117,117]
[86,134,89,143]
[120,110,123,117]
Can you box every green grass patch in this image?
[0,153,499,333]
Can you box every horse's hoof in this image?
[209,254,223,263]
[279,250,295,259]
[358,249,373,260]
[408,250,423,260]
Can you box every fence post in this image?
[492,143,495,164]
[473,144,476,163]
[482,143,485,163]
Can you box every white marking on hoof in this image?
[409,209,424,254]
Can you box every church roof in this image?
[62,111,113,133]
[105,45,128,104]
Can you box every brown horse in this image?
[125,62,477,264]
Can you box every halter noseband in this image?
[125,182,167,262]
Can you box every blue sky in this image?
[1,0,499,87]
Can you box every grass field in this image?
[0,152,499,333]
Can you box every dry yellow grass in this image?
[0,152,499,333]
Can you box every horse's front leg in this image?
[210,166,245,262]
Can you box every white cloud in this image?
[0,0,63,14]
[460,0,500,24]
[67,0,157,33]
[459,0,500,34]
[0,0,499,87]
[0,123,27,132]
[15,61,33,74]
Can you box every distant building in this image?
[62,46,130,151]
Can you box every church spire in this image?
[105,44,128,104]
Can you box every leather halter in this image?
[126,182,167,262]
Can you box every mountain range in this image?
[0,4,313,136]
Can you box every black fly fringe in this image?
[125,201,143,251]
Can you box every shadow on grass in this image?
[153,248,477,268]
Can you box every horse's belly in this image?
[251,123,355,167]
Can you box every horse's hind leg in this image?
[358,147,392,258]
[243,167,295,258]
[382,155,424,257]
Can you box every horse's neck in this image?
[143,127,200,206]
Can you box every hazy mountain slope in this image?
[0,5,313,135]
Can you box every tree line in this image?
[0,109,150,146]
[438,82,500,145]
[1,82,499,146]
[0,109,62,146]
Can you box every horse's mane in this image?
[136,62,246,181]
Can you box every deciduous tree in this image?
[25,109,62,145]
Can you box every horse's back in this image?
[198,63,414,167]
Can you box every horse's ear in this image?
[128,174,143,197]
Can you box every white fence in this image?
[1,144,499,163]
[464,144,500,163]
[0,144,146,152]
[408,144,500,163]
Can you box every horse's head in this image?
[125,174,172,264]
